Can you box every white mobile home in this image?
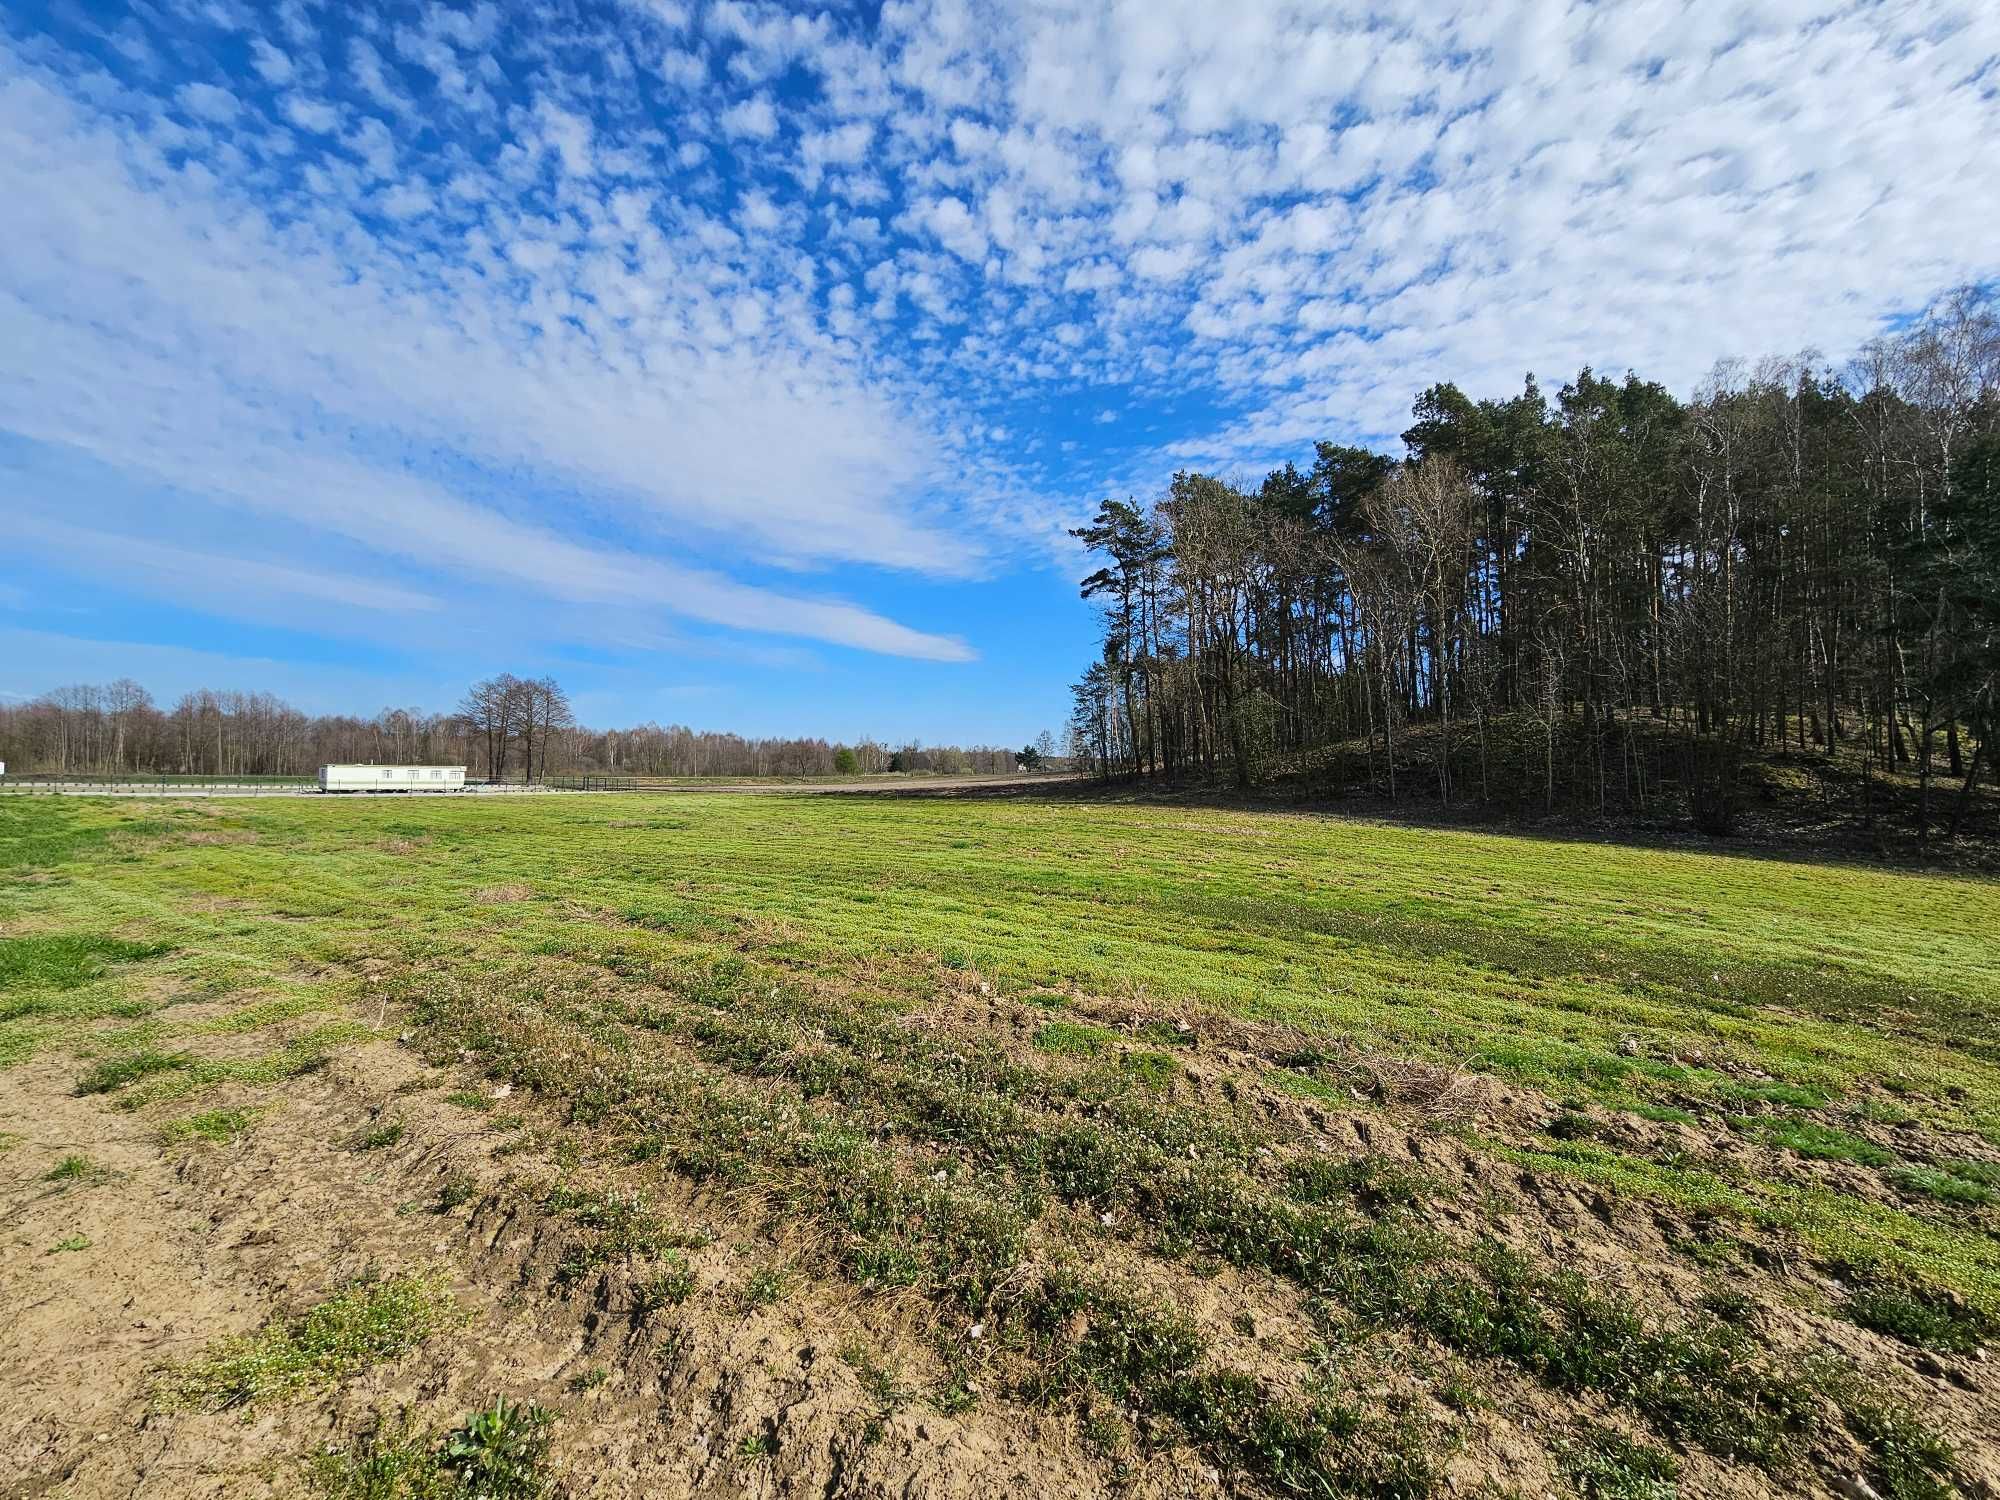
[318,764,466,793]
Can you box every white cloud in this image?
[533,100,596,177]
[1130,243,1195,281]
[0,51,976,661]
[799,119,873,186]
[917,195,985,261]
[176,82,238,123]
[718,93,779,140]
[247,38,293,85]
[738,190,782,232]
[375,182,433,219]
[10,514,443,616]
[280,93,339,133]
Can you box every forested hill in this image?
[1067,285,1999,847]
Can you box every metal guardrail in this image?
[3,774,314,784]
[0,774,317,795]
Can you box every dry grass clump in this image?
[473,883,535,905]
[1365,1056,1489,1123]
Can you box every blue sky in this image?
[3,1,1995,742]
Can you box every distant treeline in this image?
[0,675,1021,781]
[1067,285,1999,840]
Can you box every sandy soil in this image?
[5,987,1995,1500]
[0,1039,1122,1500]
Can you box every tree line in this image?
[1067,285,2000,840]
[0,675,1023,781]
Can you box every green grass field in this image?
[4,791,1997,1497]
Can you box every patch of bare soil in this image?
[4,973,1996,1500]
[0,1042,1108,1500]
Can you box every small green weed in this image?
[1747,1117,1892,1166]
[742,1264,790,1308]
[633,1254,698,1316]
[309,1400,556,1500]
[161,1107,259,1145]
[0,933,168,992]
[1118,1049,1178,1090]
[75,1048,193,1096]
[1035,1021,1113,1056]
[48,1232,90,1254]
[839,1341,908,1409]
[1630,1102,1696,1125]
[1282,1156,1424,1211]
[306,1419,455,1500]
[44,1154,94,1181]
[354,1121,406,1151]
[1887,1165,1997,1207]
[1843,1278,1994,1354]
[1714,1080,1825,1110]
[1555,1424,1679,1499]
[159,1271,456,1410]
[546,1187,682,1285]
[441,1398,556,1498]
[1020,1272,1436,1495]
[1842,1392,1959,1500]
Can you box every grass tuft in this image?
[1744,1116,1893,1166]
[354,1120,406,1151]
[1034,1020,1114,1057]
[1887,1163,1998,1207]
[0,933,168,992]
[741,1263,791,1308]
[633,1253,698,1316]
[1842,1276,1994,1354]
[1554,1425,1679,1499]
[159,1270,457,1411]
[161,1107,260,1146]
[75,1048,193,1096]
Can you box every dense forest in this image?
[0,672,1020,781]
[1067,286,2000,842]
